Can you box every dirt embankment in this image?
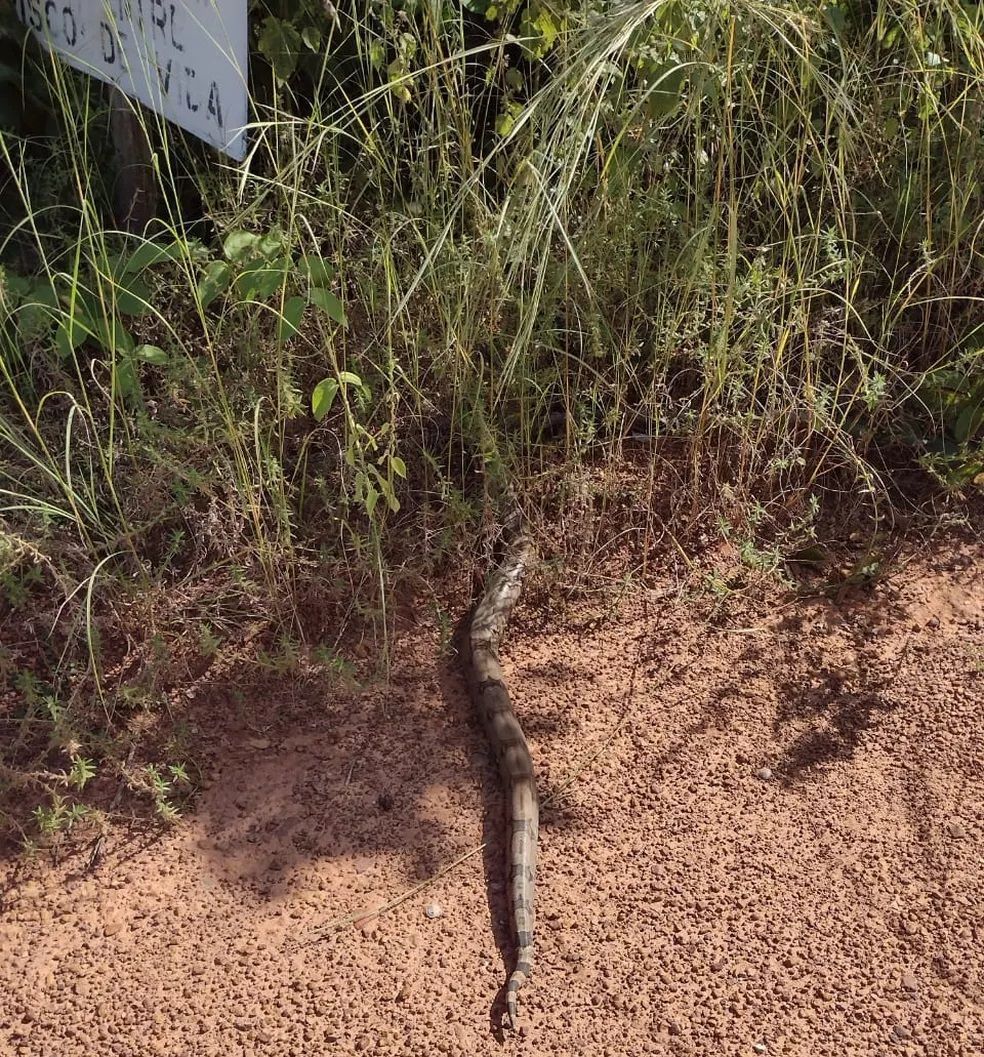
[1,533,982,1056]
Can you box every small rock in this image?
[247,737,271,750]
[892,1024,912,1040]
[424,902,443,920]
[377,792,395,812]
[756,767,773,781]
[901,971,918,992]
[666,1020,682,1037]
[946,820,966,839]
[103,921,124,937]
[753,1043,768,1055]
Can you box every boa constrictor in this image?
[466,524,538,1029]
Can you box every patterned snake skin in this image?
[466,526,538,1029]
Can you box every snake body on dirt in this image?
[466,525,538,1029]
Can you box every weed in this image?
[1,0,983,836]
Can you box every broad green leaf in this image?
[311,378,339,421]
[824,4,847,35]
[496,104,520,137]
[337,370,363,387]
[954,394,984,444]
[54,302,98,357]
[277,296,306,342]
[257,230,287,261]
[302,27,321,51]
[3,271,34,298]
[390,455,407,479]
[387,60,412,103]
[300,254,334,287]
[114,354,140,402]
[134,344,169,365]
[114,277,154,316]
[258,16,303,84]
[234,257,290,300]
[198,260,232,308]
[310,286,346,325]
[55,317,89,359]
[96,318,134,354]
[123,240,185,274]
[645,64,686,118]
[223,230,261,263]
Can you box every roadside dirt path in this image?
[2,534,982,1056]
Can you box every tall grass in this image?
[1,0,982,836]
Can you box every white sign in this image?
[16,0,248,159]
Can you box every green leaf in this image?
[234,256,290,300]
[134,344,169,365]
[387,60,412,103]
[824,4,847,35]
[496,102,522,137]
[96,318,134,355]
[55,308,96,358]
[277,296,306,342]
[310,286,346,325]
[198,260,232,308]
[258,16,303,84]
[300,253,334,287]
[390,455,407,479]
[122,240,185,274]
[302,26,321,51]
[954,394,984,444]
[55,320,85,359]
[114,277,154,316]
[337,370,363,387]
[115,354,141,402]
[223,230,261,263]
[311,378,339,421]
[257,230,287,261]
[645,64,686,118]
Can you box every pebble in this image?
[946,820,966,839]
[753,1043,768,1054]
[892,1024,912,1040]
[756,767,773,781]
[901,971,918,991]
[103,921,124,937]
[424,903,443,920]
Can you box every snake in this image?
[465,517,538,1029]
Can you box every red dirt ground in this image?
[1,531,982,1057]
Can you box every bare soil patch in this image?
[1,529,982,1057]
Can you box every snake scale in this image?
[465,520,538,1030]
